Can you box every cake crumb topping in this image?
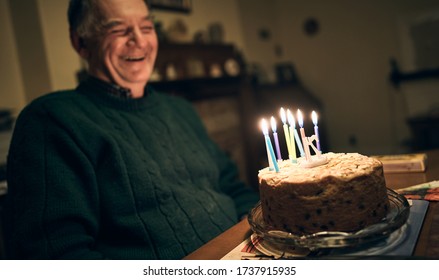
[259,153,382,186]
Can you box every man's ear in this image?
[70,29,89,59]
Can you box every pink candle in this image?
[297,109,312,161]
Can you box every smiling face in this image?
[83,0,158,96]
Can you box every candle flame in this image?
[280,108,287,124]
[287,109,295,128]
[260,118,269,135]
[312,111,318,126]
[270,116,277,132]
[297,109,304,128]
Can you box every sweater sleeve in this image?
[3,103,103,259]
[168,95,260,218]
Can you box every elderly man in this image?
[2,0,258,259]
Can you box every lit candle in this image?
[288,109,305,157]
[280,108,293,158]
[297,109,312,161]
[261,119,279,172]
[270,116,282,161]
[311,111,321,151]
[286,109,297,161]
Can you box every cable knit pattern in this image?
[2,80,259,259]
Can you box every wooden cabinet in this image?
[408,115,439,151]
[152,43,244,83]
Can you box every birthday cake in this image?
[258,152,389,234]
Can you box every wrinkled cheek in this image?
[148,40,158,58]
[148,51,158,68]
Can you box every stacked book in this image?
[372,153,427,173]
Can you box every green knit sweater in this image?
[3,80,259,259]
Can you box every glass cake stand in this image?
[248,188,410,253]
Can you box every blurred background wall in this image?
[1,0,439,157]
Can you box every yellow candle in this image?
[286,109,297,161]
[280,108,293,158]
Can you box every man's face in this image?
[86,0,158,90]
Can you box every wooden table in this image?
[184,149,439,259]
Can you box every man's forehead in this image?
[97,0,150,20]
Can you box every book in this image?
[372,153,427,173]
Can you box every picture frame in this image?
[149,0,192,13]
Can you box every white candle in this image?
[297,109,312,161]
[312,111,321,151]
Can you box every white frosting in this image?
[258,152,382,186]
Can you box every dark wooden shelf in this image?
[389,59,439,87]
[150,76,243,101]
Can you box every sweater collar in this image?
[76,77,158,111]
[86,76,133,99]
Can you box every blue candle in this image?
[293,129,305,157]
[270,116,282,161]
[261,119,279,172]
[312,111,321,151]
